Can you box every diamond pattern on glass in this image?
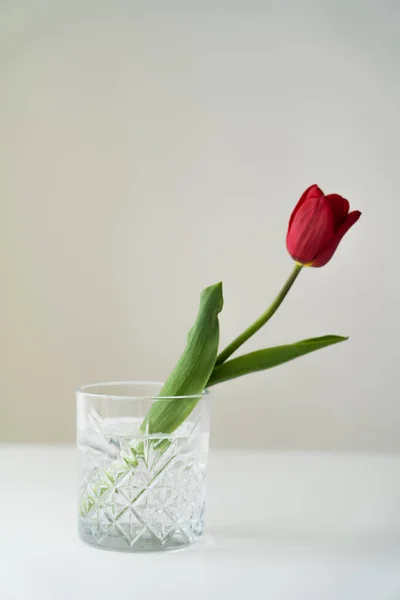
[78,416,207,550]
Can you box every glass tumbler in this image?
[77,382,210,551]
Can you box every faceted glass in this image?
[77,382,210,551]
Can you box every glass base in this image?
[78,517,203,552]
[78,414,208,553]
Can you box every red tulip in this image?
[286,184,361,267]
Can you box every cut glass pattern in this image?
[78,415,208,551]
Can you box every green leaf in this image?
[207,335,348,386]
[142,282,223,434]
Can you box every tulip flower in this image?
[286,184,361,267]
[215,184,361,365]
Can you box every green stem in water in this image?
[215,262,303,366]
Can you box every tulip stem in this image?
[215,263,303,365]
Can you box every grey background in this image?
[1,0,399,449]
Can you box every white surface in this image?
[1,446,399,600]
[1,0,400,451]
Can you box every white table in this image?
[1,446,399,600]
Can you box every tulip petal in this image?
[286,196,335,264]
[289,184,324,228]
[325,194,350,228]
[311,210,361,267]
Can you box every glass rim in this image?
[76,380,209,401]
